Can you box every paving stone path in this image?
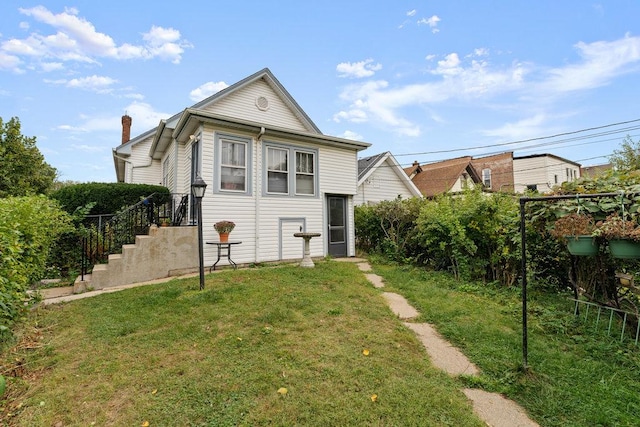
[337,258,539,427]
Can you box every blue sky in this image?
[1,1,639,183]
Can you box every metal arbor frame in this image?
[518,191,622,369]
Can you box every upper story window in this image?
[263,143,317,197]
[482,168,491,188]
[267,147,288,194]
[220,138,247,192]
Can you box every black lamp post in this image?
[191,175,207,290]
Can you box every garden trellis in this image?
[519,191,626,370]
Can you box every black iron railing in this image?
[81,193,190,279]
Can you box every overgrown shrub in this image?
[354,197,420,261]
[355,189,520,285]
[50,182,171,215]
[414,189,520,284]
[0,196,72,336]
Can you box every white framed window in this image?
[263,143,317,197]
[295,151,315,195]
[267,147,288,194]
[482,168,491,188]
[220,139,247,192]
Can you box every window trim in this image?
[266,146,289,195]
[213,132,253,195]
[262,141,318,198]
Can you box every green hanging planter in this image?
[566,236,599,256]
[609,239,640,259]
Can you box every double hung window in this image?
[295,151,314,195]
[220,139,247,192]
[267,147,288,194]
[265,144,316,196]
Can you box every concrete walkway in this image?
[336,258,539,427]
[40,259,539,426]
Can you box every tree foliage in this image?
[608,135,640,173]
[0,196,72,336]
[0,117,57,197]
[50,182,172,215]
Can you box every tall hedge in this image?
[0,196,72,336]
[50,182,171,215]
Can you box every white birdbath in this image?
[294,232,321,267]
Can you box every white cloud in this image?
[45,74,117,92]
[407,10,417,17]
[190,81,229,102]
[334,52,529,137]
[539,34,640,93]
[425,54,436,61]
[40,61,64,72]
[418,15,440,33]
[337,130,364,140]
[57,124,87,132]
[0,51,23,72]
[0,6,192,73]
[434,53,462,75]
[337,59,382,78]
[481,114,548,141]
[70,143,106,152]
[19,22,29,30]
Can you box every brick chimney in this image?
[121,114,132,144]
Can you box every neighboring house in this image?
[470,152,515,193]
[112,68,370,266]
[356,151,422,205]
[404,156,482,197]
[581,163,612,179]
[513,154,581,193]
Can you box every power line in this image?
[390,118,640,158]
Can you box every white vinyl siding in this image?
[125,135,162,184]
[319,146,358,195]
[201,79,312,132]
[356,158,419,205]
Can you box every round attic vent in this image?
[256,96,269,111]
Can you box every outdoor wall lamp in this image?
[191,175,207,290]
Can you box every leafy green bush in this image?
[0,196,72,336]
[355,189,520,285]
[50,182,171,215]
[354,197,421,261]
[414,189,520,284]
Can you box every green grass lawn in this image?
[4,260,639,426]
[375,263,640,427]
[1,262,484,426]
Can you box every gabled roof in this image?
[191,68,321,134]
[358,152,387,181]
[357,151,422,197]
[408,156,482,197]
[115,68,323,163]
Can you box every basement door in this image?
[327,196,347,258]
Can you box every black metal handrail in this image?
[81,193,190,279]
